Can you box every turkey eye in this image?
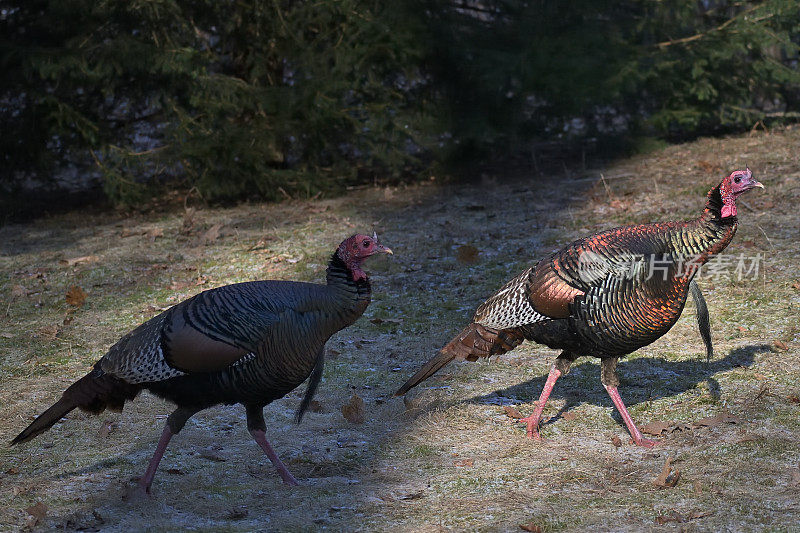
[363,241,370,248]
[734,176,741,183]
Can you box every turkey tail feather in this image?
[11,368,140,445]
[394,350,455,397]
[689,279,713,362]
[11,397,76,445]
[395,322,524,396]
[295,347,325,424]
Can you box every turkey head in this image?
[720,167,764,218]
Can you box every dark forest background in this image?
[1,0,798,218]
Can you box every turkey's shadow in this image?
[467,343,771,428]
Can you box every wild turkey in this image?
[12,233,392,492]
[396,169,763,447]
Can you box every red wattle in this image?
[720,203,736,218]
[351,268,367,282]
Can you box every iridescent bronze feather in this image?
[397,169,763,447]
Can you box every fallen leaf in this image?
[653,456,681,489]
[503,405,524,419]
[198,448,227,462]
[773,340,789,351]
[202,223,222,244]
[170,276,208,291]
[59,255,99,267]
[341,393,365,424]
[519,524,543,532]
[11,284,29,298]
[37,324,60,339]
[402,395,422,413]
[654,513,675,525]
[166,468,184,475]
[655,509,713,524]
[120,227,144,238]
[792,281,800,291]
[6,467,19,474]
[65,285,87,307]
[608,199,626,210]
[369,317,403,325]
[693,410,742,429]
[0,332,13,338]
[696,160,719,174]
[611,435,622,447]
[62,314,74,326]
[453,458,474,467]
[146,228,164,241]
[25,502,47,526]
[789,467,800,487]
[309,400,324,413]
[182,208,197,234]
[735,434,758,444]
[641,420,677,436]
[97,419,115,438]
[737,325,747,333]
[225,506,249,520]
[398,489,425,500]
[456,245,480,264]
[787,394,800,404]
[562,411,577,422]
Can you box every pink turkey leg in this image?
[519,366,562,440]
[604,384,658,447]
[250,429,299,486]
[138,423,174,494]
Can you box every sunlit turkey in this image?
[12,233,392,492]
[396,169,763,447]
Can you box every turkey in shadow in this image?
[12,233,392,493]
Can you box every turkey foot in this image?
[603,384,659,448]
[519,366,562,439]
[518,414,544,440]
[250,429,300,486]
[629,436,658,448]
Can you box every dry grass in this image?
[1,126,799,532]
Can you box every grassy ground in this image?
[1,127,798,532]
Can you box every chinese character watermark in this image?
[577,251,765,283]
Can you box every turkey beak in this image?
[372,231,392,255]
[751,180,764,189]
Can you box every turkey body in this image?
[500,215,733,358]
[12,234,391,492]
[397,172,762,446]
[120,278,369,409]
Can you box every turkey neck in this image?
[669,184,737,274]
[325,251,372,323]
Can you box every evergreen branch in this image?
[122,145,170,157]
[448,1,498,15]
[655,4,765,48]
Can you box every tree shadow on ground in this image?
[468,344,773,427]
